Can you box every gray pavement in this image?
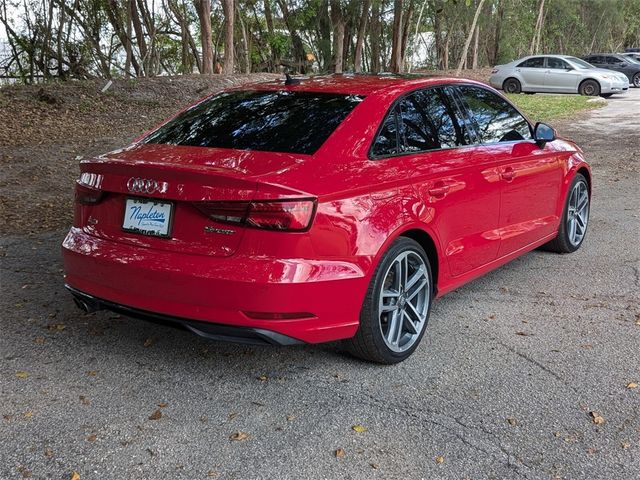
[1,88,639,480]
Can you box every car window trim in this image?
[368,85,471,160]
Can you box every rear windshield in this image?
[143,90,364,154]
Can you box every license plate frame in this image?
[122,197,174,238]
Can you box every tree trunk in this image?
[196,0,214,74]
[130,0,147,75]
[491,1,504,65]
[353,0,370,73]
[237,6,251,73]
[330,0,345,73]
[263,0,276,70]
[370,0,381,73]
[390,0,404,73]
[455,0,485,76]
[221,0,235,74]
[530,0,545,55]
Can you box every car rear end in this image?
[62,88,370,344]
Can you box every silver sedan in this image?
[489,55,629,97]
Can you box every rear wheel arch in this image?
[577,166,591,195]
[399,229,440,295]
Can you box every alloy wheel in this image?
[566,180,589,247]
[378,251,430,353]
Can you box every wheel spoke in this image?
[406,265,425,290]
[402,310,419,335]
[405,300,424,325]
[392,311,404,345]
[407,278,428,300]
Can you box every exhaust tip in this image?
[73,296,98,313]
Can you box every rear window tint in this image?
[143,90,364,154]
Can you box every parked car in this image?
[62,75,591,364]
[619,52,640,63]
[583,54,640,87]
[489,54,629,96]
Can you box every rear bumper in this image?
[62,227,368,344]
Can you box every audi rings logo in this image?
[127,177,161,194]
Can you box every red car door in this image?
[455,85,563,257]
[393,87,501,278]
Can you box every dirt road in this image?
[1,87,639,480]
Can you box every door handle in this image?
[428,182,450,198]
[501,167,515,181]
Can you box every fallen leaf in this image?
[86,434,97,443]
[44,448,54,457]
[286,415,296,421]
[370,463,379,469]
[70,472,80,480]
[335,448,345,458]
[621,441,631,449]
[158,402,168,408]
[590,412,604,425]
[587,447,598,455]
[79,395,90,405]
[207,471,219,478]
[15,371,29,379]
[34,337,45,345]
[626,382,638,390]
[515,331,532,336]
[257,374,268,382]
[352,424,367,433]
[148,409,162,421]
[143,337,155,348]
[47,323,65,331]
[506,417,517,426]
[230,431,249,441]
[86,371,98,377]
[24,411,34,418]
[435,455,445,464]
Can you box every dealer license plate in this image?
[122,197,173,238]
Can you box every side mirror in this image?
[534,122,556,147]
[565,66,574,71]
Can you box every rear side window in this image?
[143,90,364,155]
[518,57,545,68]
[398,89,469,152]
[371,106,400,157]
[457,86,532,144]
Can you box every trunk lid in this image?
[77,143,309,257]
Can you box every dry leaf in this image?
[626,382,638,390]
[86,371,98,377]
[44,448,54,458]
[506,417,517,426]
[335,448,345,458]
[47,323,65,331]
[158,402,168,408]
[230,431,249,441]
[207,471,219,478]
[590,412,604,425]
[258,375,268,382]
[16,371,29,379]
[35,337,45,345]
[70,472,80,480]
[515,331,532,336]
[435,456,445,464]
[587,447,598,455]
[148,409,162,421]
[352,424,367,433]
[286,415,296,421]
[86,434,97,443]
[621,441,631,449]
[143,338,155,348]
[79,395,90,405]
[24,411,34,418]
[370,463,379,469]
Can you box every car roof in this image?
[228,74,486,96]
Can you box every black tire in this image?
[503,78,522,94]
[579,79,600,96]
[344,237,433,364]
[600,93,613,98]
[542,173,590,253]
[633,73,640,88]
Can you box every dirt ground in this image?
[0,77,639,480]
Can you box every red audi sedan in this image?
[62,75,591,363]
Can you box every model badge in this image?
[204,226,236,235]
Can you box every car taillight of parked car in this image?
[194,199,316,232]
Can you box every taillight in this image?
[75,181,105,205]
[194,199,316,232]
